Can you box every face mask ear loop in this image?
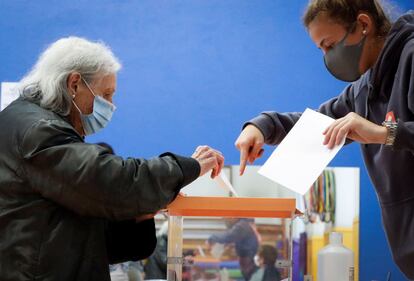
[349,21,368,40]
[70,85,85,115]
[336,23,354,48]
[342,22,359,41]
[340,22,366,48]
[71,97,84,115]
[81,77,97,98]
[73,77,97,116]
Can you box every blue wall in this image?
[1,1,413,280]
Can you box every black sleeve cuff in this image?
[160,152,200,188]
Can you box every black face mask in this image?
[323,30,367,82]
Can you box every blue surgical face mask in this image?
[72,78,116,136]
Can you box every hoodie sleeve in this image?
[19,118,200,221]
[391,40,414,151]
[245,83,357,146]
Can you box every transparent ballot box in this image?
[165,196,300,281]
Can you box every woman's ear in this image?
[357,13,373,35]
[67,72,82,97]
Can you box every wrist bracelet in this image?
[382,121,398,146]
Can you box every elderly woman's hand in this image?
[191,146,224,179]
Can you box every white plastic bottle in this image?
[317,232,354,281]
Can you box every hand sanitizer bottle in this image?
[318,232,354,281]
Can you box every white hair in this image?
[19,36,121,116]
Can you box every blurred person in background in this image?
[207,218,260,281]
[250,245,281,281]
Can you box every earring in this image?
[362,30,367,35]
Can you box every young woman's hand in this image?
[323,112,388,149]
[235,125,265,175]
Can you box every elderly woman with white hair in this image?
[0,37,224,281]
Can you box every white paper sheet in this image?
[258,108,345,195]
[1,82,19,111]
[214,172,239,197]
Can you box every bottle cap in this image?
[329,232,342,245]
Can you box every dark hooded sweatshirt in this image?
[247,12,414,279]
